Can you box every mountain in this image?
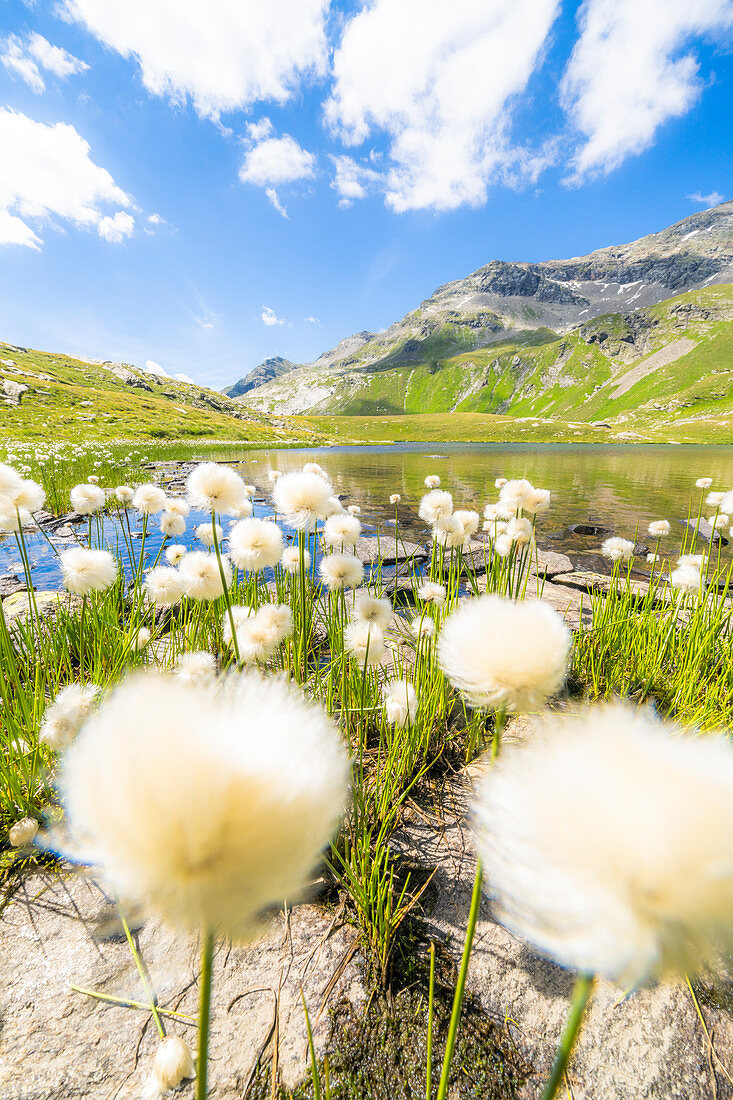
[0,343,324,444]
[233,202,733,421]
[224,356,298,398]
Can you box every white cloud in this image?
[688,190,725,208]
[144,359,169,376]
[239,134,316,186]
[561,0,733,182]
[325,0,560,212]
[304,315,320,325]
[265,187,289,218]
[175,372,195,384]
[0,108,132,249]
[261,306,285,326]
[61,0,330,119]
[0,32,88,93]
[98,210,135,242]
[330,155,382,207]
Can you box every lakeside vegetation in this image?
[2,454,733,1096]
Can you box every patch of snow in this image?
[681,229,700,241]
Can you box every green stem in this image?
[540,972,595,1100]
[210,511,240,665]
[426,941,435,1100]
[118,903,165,1039]
[491,708,506,763]
[196,929,216,1100]
[435,860,483,1100]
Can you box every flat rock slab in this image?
[530,550,574,579]
[0,872,364,1099]
[2,590,69,622]
[393,768,733,1100]
[0,573,25,598]
[355,536,427,566]
[683,518,729,546]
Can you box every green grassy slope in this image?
[0,341,326,445]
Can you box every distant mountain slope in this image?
[235,201,733,418]
[224,356,298,398]
[0,342,323,444]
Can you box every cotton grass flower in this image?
[696,477,713,489]
[473,702,733,985]
[0,462,22,497]
[344,621,386,667]
[145,567,186,607]
[352,592,392,629]
[146,1035,196,1098]
[453,510,479,540]
[133,484,167,515]
[706,491,725,507]
[347,505,361,516]
[57,671,350,936]
[87,475,100,484]
[424,475,441,489]
[60,548,118,595]
[507,516,533,546]
[229,518,283,572]
[179,551,232,601]
[417,580,446,605]
[498,479,540,515]
[495,477,508,489]
[438,595,571,713]
[230,498,254,519]
[281,545,311,573]
[389,493,401,505]
[319,553,364,591]
[432,514,466,549]
[324,512,361,548]
[221,605,253,648]
[419,489,453,526]
[411,615,436,639]
[115,485,134,505]
[71,482,105,515]
[678,553,704,568]
[648,520,671,537]
[164,498,190,518]
[40,683,101,750]
[165,544,187,566]
[231,605,294,664]
[133,627,151,651]
[175,651,216,686]
[601,537,635,563]
[671,566,702,593]
[160,512,186,538]
[708,514,730,530]
[9,817,38,847]
[382,679,418,727]
[195,522,223,548]
[273,471,332,531]
[186,462,245,515]
[303,461,329,481]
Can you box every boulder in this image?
[355,536,427,566]
[683,518,729,546]
[0,872,365,1099]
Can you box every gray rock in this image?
[683,518,729,546]
[394,766,733,1100]
[530,549,574,579]
[0,872,365,1099]
[355,536,427,566]
[0,573,25,598]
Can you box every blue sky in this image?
[0,0,730,390]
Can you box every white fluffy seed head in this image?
[411,615,436,639]
[601,537,635,563]
[417,580,445,605]
[145,567,187,607]
[418,489,453,526]
[352,593,392,629]
[231,604,294,663]
[507,516,533,546]
[164,498,190,518]
[474,703,733,985]
[498,478,535,514]
[706,491,725,507]
[151,1035,196,1092]
[281,546,311,573]
[40,683,101,750]
[160,512,186,538]
[273,471,332,531]
[0,462,22,498]
[179,550,231,601]
[344,621,386,666]
[719,491,733,515]
[8,478,45,514]
[175,651,216,686]
[390,493,401,505]
[495,477,508,488]
[57,671,350,936]
[709,514,730,530]
[438,595,571,713]
[493,534,513,558]
[648,520,671,537]
[230,498,254,519]
[9,817,38,847]
[87,475,100,484]
[347,505,361,516]
[132,484,167,515]
[195,521,223,547]
[165,544,187,566]
[228,518,284,571]
[134,627,151,651]
[115,485,134,505]
[453,510,479,539]
[424,475,441,489]
[222,605,253,647]
[71,482,106,515]
[303,461,329,481]
[186,462,246,514]
[324,513,361,548]
[677,553,704,568]
[319,553,364,591]
[483,503,513,523]
[382,679,418,727]
[696,477,713,489]
[60,548,118,595]
[433,515,467,549]
[671,566,702,593]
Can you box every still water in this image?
[2,443,732,589]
